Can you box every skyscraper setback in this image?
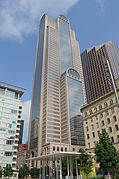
[81,41,119,104]
[28,14,85,163]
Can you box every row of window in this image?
[86,115,117,126]
[53,146,67,152]
[85,99,114,117]
[0,88,19,99]
[88,135,119,149]
[87,124,119,140]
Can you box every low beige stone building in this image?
[81,79,119,152]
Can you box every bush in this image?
[90,177,104,179]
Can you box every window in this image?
[53,146,55,151]
[96,115,98,120]
[113,116,117,122]
[100,113,103,118]
[6,140,14,145]
[92,132,95,138]
[9,124,12,128]
[88,143,90,148]
[99,105,102,110]
[87,134,89,139]
[15,92,18,99]
[115,125,118,131]
[65,147,67,152]
[5,152,12,156]
[61,147,63,151]
[109,127,112,133]
[0,88,5,95]
[85,112,87,117]
[111,107,115,114]
[110,99,113,105]
[57,147,59,151]
[106,111,109,116]
[11,110,17,114]
[8,130,15,134]
[94,107,97,112]
[104,102,108,108]
[107,118,110,124]
[73,148,75,151]
[96,123,99,128]
[103,129,106,132]
[89,110,93,115]
[102,121,104,126]
[117,135,119,142]
[111,137,114,143]
[6,90,15,98]
[94,141,96,147]
[91,124,94,130]
[97,131,100,137]
[86,126,88,132]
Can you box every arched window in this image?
[104,102,108,108]
[115,125,119,131]
[113,116,117,122]
[99,105,102,110]
[110,99,113,105]
[89,109,93,115]
[107,118,110,124]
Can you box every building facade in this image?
[18,120,24,144]
[28,14,85,168]
[81,79,119,152]
[0,82,24,177]
[70,115,85,146]
[81,41,119,104]
[17,144,28,169]
[60,69,84,145]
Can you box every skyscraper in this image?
[28,14,85,165]
[81,41,119,104]
[0,82,24,177]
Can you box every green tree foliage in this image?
[19,164,30,178]
[95,130,119,175]
[30,167,40,177]
[3,165,13,178]
[0,167,2,178]
[78,151,92,179]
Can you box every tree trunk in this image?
[86,174,88,179]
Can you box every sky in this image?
[0,0,119,143]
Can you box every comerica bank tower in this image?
[28,14,85,166]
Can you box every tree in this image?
[3,165,13,178]
[0,167,2,178]
[78,151,92,179]
[19,164,30,178]
[95,130,119,176]
[30,167,40,178]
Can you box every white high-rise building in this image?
[0,82,24,177]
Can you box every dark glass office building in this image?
[18,120,24,144]
[81,41,119,103]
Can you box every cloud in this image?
[0,0,78,41]
[22,100,31,143]
[96,0,106,12]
